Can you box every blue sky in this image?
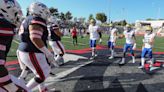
[17,0,164,23]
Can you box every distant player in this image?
[138,26,155,68]
[88,19,100,60]
[71,25,78,46]
[17,2,58,92]
[48,16,65,66]
[0,0,31,91]
[108,24,118,59]
[119,24,136,65]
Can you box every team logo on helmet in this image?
[38,3,47,9]
[4,0,15,7]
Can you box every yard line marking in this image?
[62,40,88,46]
[13,39,19,44]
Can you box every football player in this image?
[138,26,155,68]
[108,24,118,59]
[48,16,65,66]
[119,24,136,65]
[0,0,31,91]
[17,2,58,92]
[88,19,101,60]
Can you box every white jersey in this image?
[144,33,155,48]
[109,28,118,42]
[88,25,100,40]
[124,30,135,44]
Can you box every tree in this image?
[49,7,59,18]
[146,18,155,21]
[121,20,127,26]
[65,11,72,21]
[26,7,29,16]
[78,17,86,23]
[59,12,66,21]
[88,14,94,22]
[96,13,107,23]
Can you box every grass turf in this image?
[7,34,164,61]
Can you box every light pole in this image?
[108,0,112,23]
[157,7,161,19]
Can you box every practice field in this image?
[7,34,164,61]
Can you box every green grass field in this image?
[7,34,164,61]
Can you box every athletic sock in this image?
[26,78,39,90]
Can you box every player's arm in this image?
[113,31,118,43]
[29,24,58,67]
[149,36,155,46]
[157,27,164,37]
[29,24,45,48]
[97,27,101,32]
[54,29,63,37]
[118,33,125,39]
[29,24,59,67]
[53,25,63,37]
[133,33,136,43]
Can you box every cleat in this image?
[132,56,135,63]
[90,56,95,60]
[94,54,98,57]
[132,60,135,63]
[108,56,114,59]
[58,58,64,66]
[119,58,125,65]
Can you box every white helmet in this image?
[48,16,57,24]
[29,2,50,21]
[0,0,23,27]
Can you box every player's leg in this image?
[148,48,153,67]
[119,44,128,64]
[0,39,27,92]
[90,40,97,59]
[72,36,75,46]
[10,75,32,92]
[99,32,102,44]
[108,41,114,59]
[49,41,58,57]
[54,41,65,65]
[74,36,78,45]
[130,44,135,63]
[138,48,147,68]
[18,51,51,91]
[17,50,29,81]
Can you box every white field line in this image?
[62,40,88,46]
[33,60,93,91]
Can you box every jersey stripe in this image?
[56,41,65,54]
[31,20,46,27]
[29,53,45,81]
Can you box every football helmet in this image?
[48,16,57,24]
[109,23,113,27]
[29,2,50,21]
[145,26,153,34]
[0,0,23,27]
[90,19,96,24]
